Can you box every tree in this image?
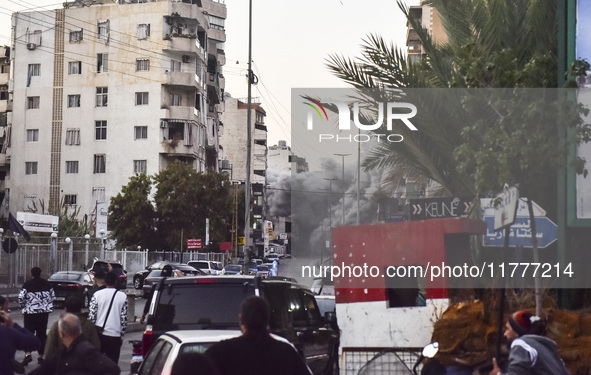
[108,173,157,248]
[153,161,232,250]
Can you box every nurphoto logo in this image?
[302,96,418,143]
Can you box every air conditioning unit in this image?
[182,55,190,63]
[160,120,168,128]
[26,43,37,50]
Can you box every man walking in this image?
[89,271,128,364]
[30,313,120,375]
[206,296,311,375]
[18,266,55,366]
[490,310,571,375]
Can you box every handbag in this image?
[96,289,118,335]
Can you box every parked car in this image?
[221,264,243,275]
[142,275,339,375]
[48,271,95,307]
[133,261,171,290]
[142,264,204,298]
[255,264,270,278]
[187,260,222,275]
[265,253,280,264]
[88,259,127,289]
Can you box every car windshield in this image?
[49,273,83,282]
[154,284,255,327]
[147,270,163,278]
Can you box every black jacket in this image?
[30,335,120,375]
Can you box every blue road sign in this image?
[483,216,558,248]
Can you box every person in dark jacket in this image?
[0,309,41,375]
[30,313,120,375]
[18,266,55,366]
[44,296,101,360]
[206,296,312,375]
[490,310,571,375]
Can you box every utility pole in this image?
[334,153,350,225]
[323,178,337,264]
[243,0,253,272]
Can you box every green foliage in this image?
[326,0,591,215]
[109,173,156,248]
[109,162,234,251]
[26,197,91,237]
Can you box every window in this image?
[135,92,149,105]
[27,96,40,109]
[136,24,150,40]
[66,161,79,174]
[92,187,105,203]
[98,20,109,40]
[69,29,83,42]
[385,265,426,308]
[170,94,182,106]
[28,64,40,76]
[96,87,108,107]
[93,154,106,174]
[68,61,82,75]
[136,59,150,71]
[64,194,77,205]
[209,15,225,30]
[134,126,147,140]
[23,195,36,211]
[97,53,108,73]
[26,30,42,46]
[170,60,181,72]
[65,128,80,145]
[26,129,39,142]
[68,94,80,108]
[25,162,38,175]
[134,160,147,174]
[95,120,107,140]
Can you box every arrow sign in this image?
[482,216,558,248]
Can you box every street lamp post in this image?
[50,232,58,274]
[99,229,106,259]
[334,153,350,225]
[84,234,90,269]
[323,178,338,264]
[65,237,73,271]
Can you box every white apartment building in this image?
[267,140,308,174]
[8,0,226,222]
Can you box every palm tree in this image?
[325,0,558,198]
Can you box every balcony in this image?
[165,71,196,89]
[165,106,201,125]
[0,153,9,166]
[163,37,206,60]
[0,72,8,85]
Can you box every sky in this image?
[0,0,417,168]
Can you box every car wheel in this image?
[134,276,143,289]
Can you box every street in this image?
[6,256,319,374]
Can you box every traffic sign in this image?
[187,238,202,249]
[409,196,475,221]
[493,186,519,231]
[482,216,558,248]
[481,198,546,218]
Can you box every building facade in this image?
[267,140,308,174]
[219,96,267,253]
[8,0,226,225]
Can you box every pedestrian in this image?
[29,313,120,375]
[0,304,41,375]
[489,310,571,375]
[171,352,220,375]
[89,271,128,364]
[0,295,8,312]
[205,296,312,375]
[44,296,101,360]
[18,266,55,366]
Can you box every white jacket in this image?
[89,288,128,337]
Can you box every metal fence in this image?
[0,236,230,288]
[342,347,421,375]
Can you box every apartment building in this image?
[0,46,10,216]
[268,140,308,174]
[406,0,448,63]
[8,0,226,222]
[219,96,267,253]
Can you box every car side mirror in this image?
[324,311,337,324]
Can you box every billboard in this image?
[16,211,59,233]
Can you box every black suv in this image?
[143,275,339,375]
[88,259,127,289]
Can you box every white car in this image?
[132,330,298,375]
[187,260,223,275]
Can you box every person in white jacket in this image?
[89,271,128,364]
